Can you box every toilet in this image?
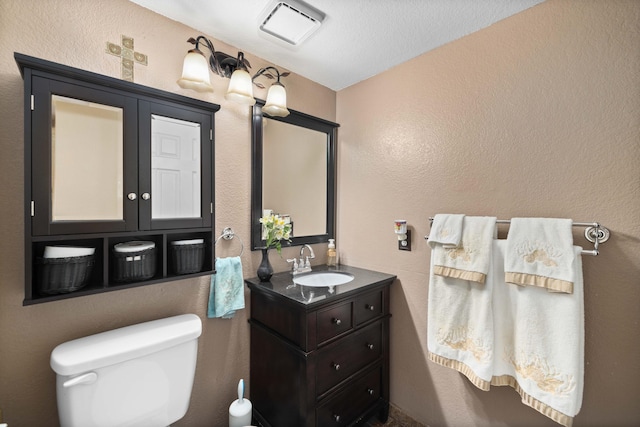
[50,314,202,427]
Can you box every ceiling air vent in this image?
[259,0,324,46]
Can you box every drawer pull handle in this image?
[332,318,342,325]
[367,388,375,395]
[333,414,341,422]
[367,343,374,350]
[333,363,341,371]
[366,304,375,311]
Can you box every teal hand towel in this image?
[208,257,244,319]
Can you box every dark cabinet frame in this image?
[16,53,220,305]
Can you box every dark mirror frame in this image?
[251,100,339,250]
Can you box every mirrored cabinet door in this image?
[138,101,212,230]
[31,77,138,235]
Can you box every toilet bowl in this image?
[50,314,202,427]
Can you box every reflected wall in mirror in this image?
[262,118,326,236]
[151,115,201,219]
[51,95,124,221]
[251,100,339,250]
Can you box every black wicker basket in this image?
[112,247,156,282]
[36,255,95,295]
[170,242,205,275]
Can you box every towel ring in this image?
[214,227,244,257]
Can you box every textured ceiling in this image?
[128,0,544,91]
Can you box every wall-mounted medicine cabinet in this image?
[16,53,219,305]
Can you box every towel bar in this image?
[424,218,610,256]
[214,227,244,256]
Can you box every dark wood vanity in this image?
[246,265,396,426]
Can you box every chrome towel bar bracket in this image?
[424,218,610,256]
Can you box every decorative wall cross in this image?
[106,35,148,82]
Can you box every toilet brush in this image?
[229,379,252,427]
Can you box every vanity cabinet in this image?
[16,53,219,305]
[246,266,395,427]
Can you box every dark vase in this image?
[257,248,273,282]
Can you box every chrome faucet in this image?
[287,244,315,275]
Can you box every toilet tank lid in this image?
[50,314,202,376]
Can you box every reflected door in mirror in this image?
[151,115,201,219]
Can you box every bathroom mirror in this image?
[251,100,339,250]
[151,114,202,219]
[51,95,124,222]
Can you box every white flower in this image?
[260,214,292,254]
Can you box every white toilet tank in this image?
[50,314,202,427]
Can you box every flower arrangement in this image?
[259,214,292,254]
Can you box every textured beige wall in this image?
[2,0,639,426]
[0,0,334,425]
[336,1,640,426]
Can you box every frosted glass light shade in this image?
[225,69,256,105]
[262,83,289,117]
[177,49,214,92]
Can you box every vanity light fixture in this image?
[177,36,251,97]
[253,66,290,117]
[177,36,290,117]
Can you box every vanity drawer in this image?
[355,288,383,325]
[317,301,353,344]
[316,365,382,426]
[316,321,382,395]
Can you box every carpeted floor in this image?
[364,405,425,427]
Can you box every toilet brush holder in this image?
[229,379,252,427]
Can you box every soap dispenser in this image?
[327,239,337,266]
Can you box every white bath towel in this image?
[505,218,575,293]
[492,241,584,427]
[430,216,497,284]
[428,214,465,248]
[427,248,495,390]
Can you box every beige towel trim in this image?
[433,265,487,284]
[505,272,573,294]
[491,375,574,427]
[427,352,490,391]
[428,354,575,427]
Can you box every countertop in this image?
[245,264,397,307]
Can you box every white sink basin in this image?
[293,272,354,287]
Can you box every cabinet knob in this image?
[333,363,340,371]
[366,304,375,311]
[333,414,341,422]
[141,192,151,201]
[332,318,341,325]
[367,343,374,350]
[127,192,137,201]
[367,388,375,395]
